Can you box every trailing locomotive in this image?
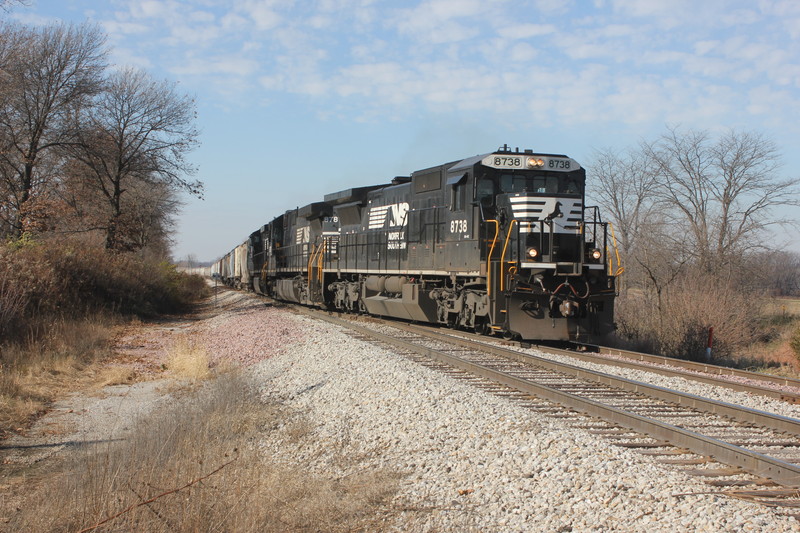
[214,146,621,343]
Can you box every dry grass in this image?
[615,281,800,376]
[731,299,800,372]
[765,298,800,317]
[0,316,118,438]
[6,371,401,532]
[165,334,211,380]
[616,273,758,361]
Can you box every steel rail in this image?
[431,327,800,402]
[390,322,800,438]
[302,310,800,487]
[342,316,800,486]
[556,344,800,403]
[592,345,800,389]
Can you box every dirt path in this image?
[0,287,267,521]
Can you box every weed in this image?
[166,335,211,380]
[0,316,115,437]
[791,326,800,362]
[6,372,400,532]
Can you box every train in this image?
[213,146,621,343]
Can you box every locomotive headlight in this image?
[527,157,544,168]
[591,248,602,261]
[527,247,539,259]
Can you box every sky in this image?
[11,0,800,261]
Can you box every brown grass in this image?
[616,273,758,361]
[766,298,800,317]
[165,334,211,380]
[5,371,401,532]
[0,316,118,438]
[0,237,211,438]
[613,276,800,377]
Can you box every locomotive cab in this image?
[473,147,618,342]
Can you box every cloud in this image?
[51,0,798,136]
[170,54,259,77]
[498,24,557,40]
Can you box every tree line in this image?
[588,126,800,359]
[0,21,201,256]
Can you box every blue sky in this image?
[14,0,800,261]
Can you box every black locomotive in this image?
[214,146,620,343]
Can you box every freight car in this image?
[214,146,621,343]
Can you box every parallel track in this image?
[292,307,800,489]
[434,327,800,403]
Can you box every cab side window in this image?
[477,178,494,206]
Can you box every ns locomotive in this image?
[213,146,621,343]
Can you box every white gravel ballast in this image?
[253,313,800,532]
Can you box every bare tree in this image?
[589,127,799,359]
[0,22,107,237]
[67,67,201,251]
[119,179,182,257]
[588,147,660,258]
[643,126,799,272]
[0,1,29,12]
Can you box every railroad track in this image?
[574,343,800,403]
[420,326,800,403]
[288,306,800,508]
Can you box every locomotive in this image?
[213,146,621,343]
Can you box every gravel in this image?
[251,309,800,532]
[18,284,795,532]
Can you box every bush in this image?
[791,327,800,362]
[0,237,209,343]
[615,271,757,362]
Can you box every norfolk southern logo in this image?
[509,197,583,233]
[368,202,409,229]
[368,202,409,250]
[295,226,310,244]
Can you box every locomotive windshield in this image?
[477,170,583,206]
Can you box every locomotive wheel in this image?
[475,320,491,336]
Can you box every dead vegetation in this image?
[0,237,210,439]
[0,316,134,439]
[4,371,400,532]
[165,334,212,380]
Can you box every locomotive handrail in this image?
[500,219,517,292]
[307,241,324,287]
[317,238,325,279]
[606,222,624,277]
[486,219,499,296]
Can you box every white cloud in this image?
[392,0,484,42]
[694,40,719,55]
[498,24,557,40]
[129,0,176,19]
[509,42,538,62]
[36,0,798,136]
[171,54,259,77]
[237,1,282,31]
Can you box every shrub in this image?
[615,271,757,362]
[0,237,209,344]
[791,327,800,362]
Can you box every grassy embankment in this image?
[1,238,400,532]
[0,236,209,438]
[7,367,400,532]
